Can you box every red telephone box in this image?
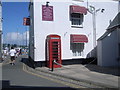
[46,34,62,68]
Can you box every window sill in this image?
[71,25,83,28]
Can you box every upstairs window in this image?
[71,13,83,26]
[70,5,87,28]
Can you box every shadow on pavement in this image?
[84,64,120,76]
[21,58,35,69]
[1,80,78,90]
[21,57,120,76]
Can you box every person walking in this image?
[9,47,16,65]
[19,48,22,56]
[3,48,8,59]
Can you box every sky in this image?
[1,0,119,46]
[2,2,29,45]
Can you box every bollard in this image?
[51,60,54,72]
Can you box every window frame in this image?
[70,13,84,28]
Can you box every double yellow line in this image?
[23,63,85,89]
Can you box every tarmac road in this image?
[1,55,78,90]
[2,55,118,90]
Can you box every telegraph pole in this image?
[0,0,2,60]
[88,6,101,48]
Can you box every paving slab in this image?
[35,64,120,89]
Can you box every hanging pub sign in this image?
[23,17,30,26]
[42,5,53,21]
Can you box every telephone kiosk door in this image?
[46,34,62,68]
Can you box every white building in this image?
[28,0,118,66]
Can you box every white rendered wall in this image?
[30,0,118,61]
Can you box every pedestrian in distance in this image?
[0,53,4,62]
[19,48,22,56]
[3,48,8,59]
[15,49,19,58]
[9,47,16,65]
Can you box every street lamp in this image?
[88,5,104,48]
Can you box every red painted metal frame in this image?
[46,34,62,68]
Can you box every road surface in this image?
[1,56,77,90]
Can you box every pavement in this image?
[34,63,120,89]
[1,56,120,89]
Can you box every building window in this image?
[70,43,84,56]
[70,13,83,27]
[70,5,87,28]
[70,34,88,57]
